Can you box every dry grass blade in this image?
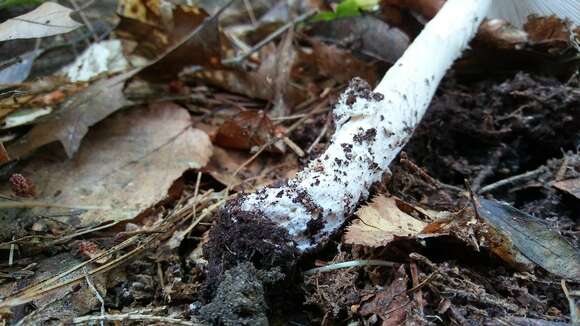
[0,192,226,308]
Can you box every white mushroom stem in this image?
[238,0,492,251]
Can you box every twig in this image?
[410,262,424,316]
[409,252,438,271]
[307,113,331,153]
[406,253,439,297]
[242,0,257,25]
[83,266,105,326]
[304,259,396,275]
[382,300,413,318]
[270,113,309,121]
[222,9,317,67]
[192,171,202,225]
[69,0,98,43]
[0,235,56,247]
[471,145,507,192]
[0,235,143,307]
[8,236,15,266]
[72,313,200,325]
[399,152,464,193]
[562,280,579,324]
[233,98,330,176]
[183,199,227,235]
[477,166,547,194]
[283,136,305,157]
[158,262,167,301]
[406,271,438,295]
[0,200,106,210]
[555,153,569,181]
[49,221,118,246]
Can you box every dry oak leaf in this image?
[344,195,426,247]
[0,2,82,41]
[2,102,212,228]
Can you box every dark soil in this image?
[407,72,580,188]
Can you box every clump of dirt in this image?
[200,263,283,326]
[203,199,298,297]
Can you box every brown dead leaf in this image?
[358,265,410,325]
[7,70,136,159]
[117,0,171,26]
[344,195,426,247]
[524,15,570,45]
[116,2,224,81]
[2,102,212,228]
[477,19,528,49]
[0,142,8,164]
[214,110,283,152]
[553,178,580,200]
[420,207,537,272]
[309,39,377,84]
[270,29,296,117]
[192,42,307,109]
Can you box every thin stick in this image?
[304,259,396,275]
[4,235,141,302]
[192,171,202,225]
[183,199,227,235]
[307,113,330,153]
[242,0,257,25]
[69,0,98,43]
[0,241,148,308]
[0,200,106,210]
[477,166,547,194]
[233,100,330,176]
[73,313,200,325]
[157,262,166,300]
[84,266,105,326]
[50,221,118,245]
[222,9,317,67]
[8,236,15,266]
[283,137,305,157]
[562,280,579,324]
[410,262,424,316]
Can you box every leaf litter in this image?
[0,2,82,41]
[0,0,579,324]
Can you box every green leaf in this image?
[311,0,378,22]
[0,0,44,9]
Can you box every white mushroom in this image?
[230,0,580,252]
